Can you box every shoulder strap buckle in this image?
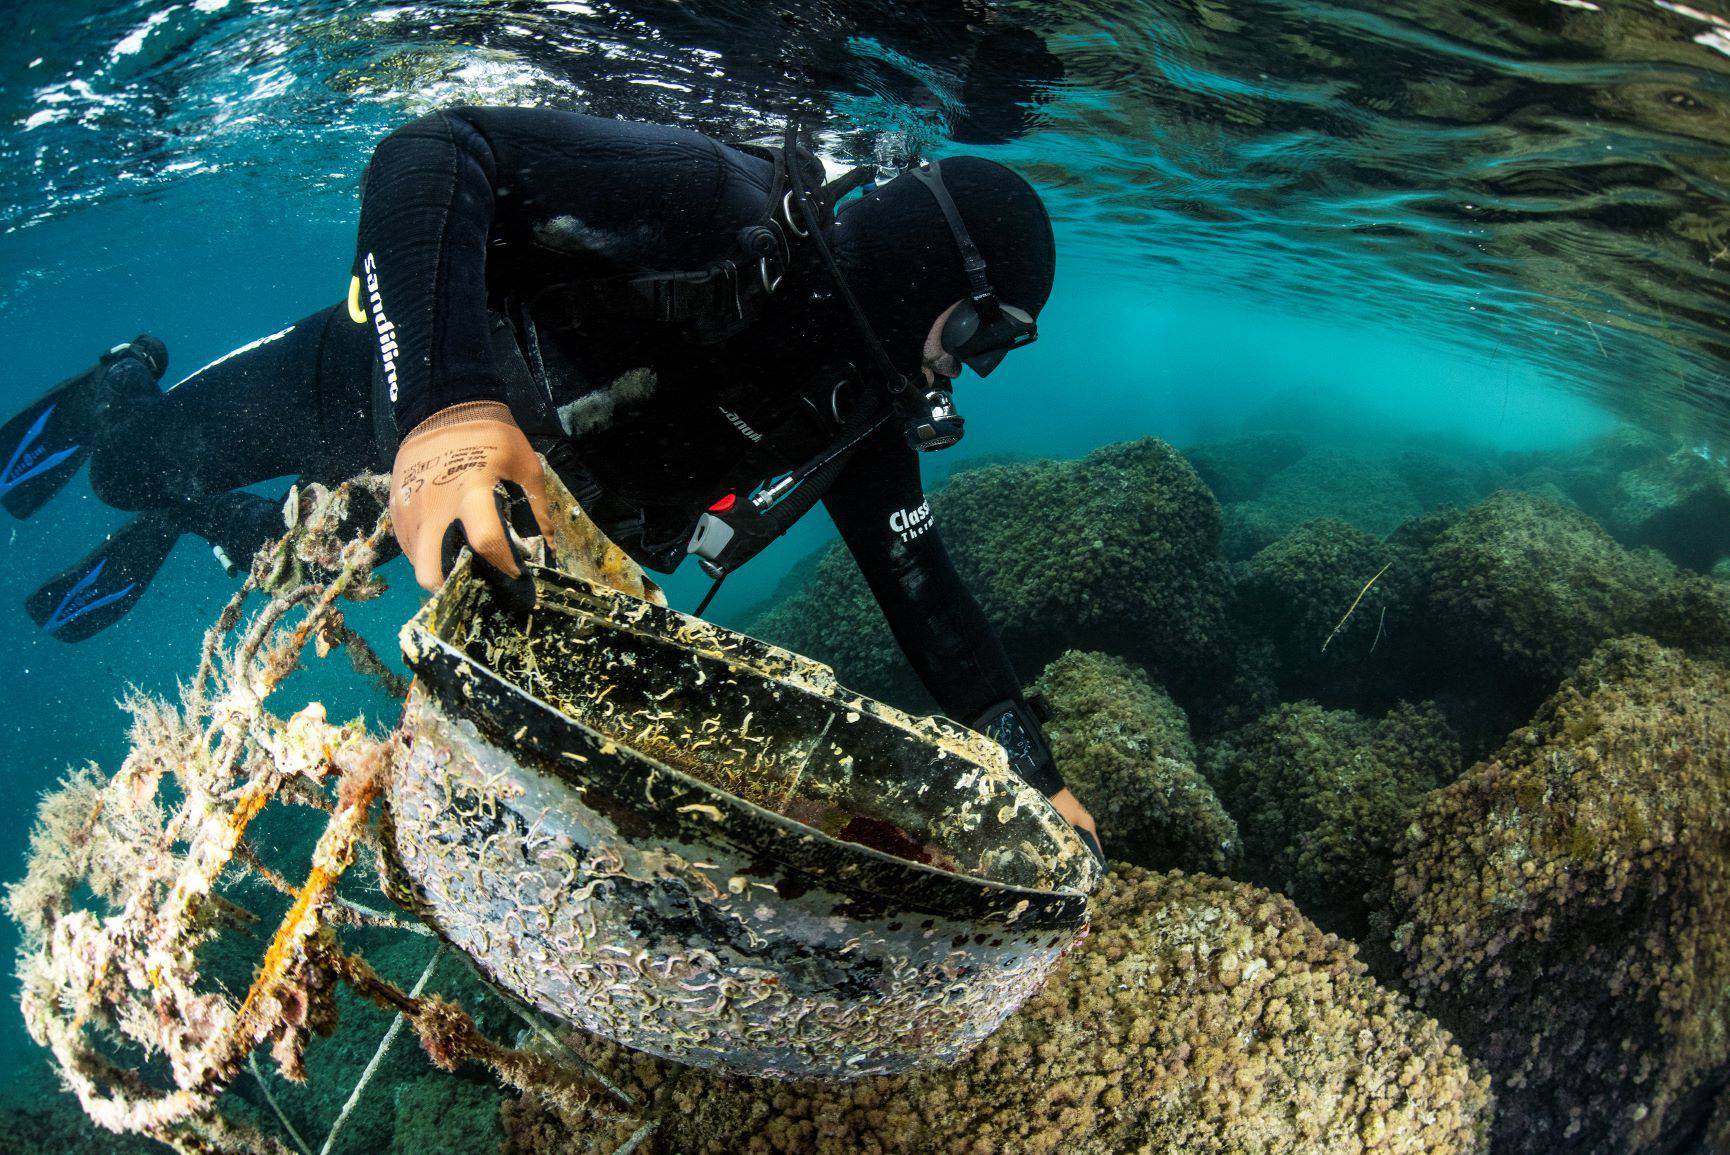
[634,259,744,324]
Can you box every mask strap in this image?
[912,162,999,320]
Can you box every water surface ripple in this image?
[2,0,1728,434]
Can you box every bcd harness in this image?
[516,125,992,614]
[515,127,891,610]
[552,130,879,347]
[625,134,875,345]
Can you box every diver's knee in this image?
[87,443,159,512]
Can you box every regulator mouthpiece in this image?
[904,388,965,452]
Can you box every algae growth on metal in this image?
[389,553,1100,1079]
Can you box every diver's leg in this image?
[0,335,169,519]
[88,303,376,511]
[26,305,381,641]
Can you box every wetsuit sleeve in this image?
[355,107,771,434]
[356,109,505,433]
[822,425,1065,795]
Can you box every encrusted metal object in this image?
[388,555,1101,1078]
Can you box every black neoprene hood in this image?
[828,156,1057,372]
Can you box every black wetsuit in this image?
[86,107,1060,792]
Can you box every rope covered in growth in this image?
[317,942,446,1155]
[4,475,639,1154]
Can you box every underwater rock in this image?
[1181,431,1308,503]
[1413,490,1673,694]
[1184,627,1284,736]
[938,449,1052,481]
[1221,504,1284,562]
[748,438,1231,704]
[1386,636,1730,1154]
[929,437,1233,691]
[1233,516,1412,701]
[1601,446,1730,572]
[1641,571,1730,663]
[1581,425,1676,471]
[1504,426,1672,515]
[1523,425,1673,477]
[1211,446,1494,560]
[1032,651,1239,875]
[1380,491,1730,739]
[389,1074,506,1155]
[1380,503,1464,560]
[513,866,1493,1155]
[1201,701,1458,939]
[1388,447,1498,513]
[743,541,924,709]
[1217,446,1487,562]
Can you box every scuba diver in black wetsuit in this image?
[0,107,1100,854]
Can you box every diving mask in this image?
[913,161,1039,378]
[940,298,1036,377]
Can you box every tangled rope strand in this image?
[7,475,628,1153]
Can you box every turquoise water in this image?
[0,0,1726,1149]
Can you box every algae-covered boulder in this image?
[1503,426,1672,517]
[936,438,1230,686]
[1221,505,1284,562]
[1033,651,1238,875]
[937,449,1050,481]
[743,542,921,708]
[1602,446,1730,572]
[1202,701,1458,938]
[521,866,1493,1155]
[1415,490,1672,692]
[1386,636,1730,1154]
[1219,447,1477,561]
[1642,570,1730,662]
[1234,517,1413,700]
[1388,447,1496,514]
[746,438,1231,707]
[1576,425,1676,472]
[1181,431,1308,503]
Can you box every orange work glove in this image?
[389,401,554,591]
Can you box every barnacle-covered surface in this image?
[413,560,1093,886]
[502,865,1495,1155]
[1387,636,1730,1154]
[540,472,667,609]
[391,555,1101,1079]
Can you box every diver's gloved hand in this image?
[389,401,554,593]
[975,698,1105,866]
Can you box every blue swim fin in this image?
[0,377,95,520]
[0,336,168,521]
[26,512,182,642]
